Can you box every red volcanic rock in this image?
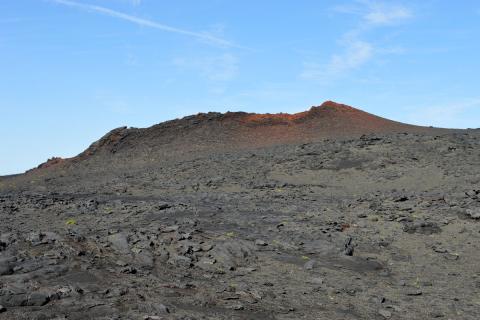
[31,101,444,172]
[209,100,430,146]
[79,126,129,158]
[35,157,66,170]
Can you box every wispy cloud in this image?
[301,39,373,81]
[405,98,480,129]
[362,2,412,25]
[125,52,139,66]
[172,53,239,95]
[130,0,142,6]
[173,53,239,82]
[49,0,238,48]
[302,1,412,82]
[334,0,412,26]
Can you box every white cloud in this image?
[49,0,238,48]
[302,1,412,81]
[301,40,373,81]
[405,98,480,129]
[125,53,139,66]
[363,3,412,25]
[334,1,413,26]
[173,53,238,82]
[329,40,373,74]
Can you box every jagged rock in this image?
[161,225,179,233]
[107,233,130,254]
[343,237,355,256]
[155,304,170,314]
[197,257,216,268]
[255,239,268,246]
[465,208,480,219]
[304,259,316,270]
[135,250,155,269]
[0,292,50,307]
[209,240,256,270]
[201,243,213,252]
[26,232,60,246]
[154,246,170,263]
[78,199,99,213]
[0,256,17,276]
[66,228,86,242]
[27,292,51,306]
[0,233,17,250]
[379,309,392,318]
[1,109,479,319]
[168,255,192,268]
[403,221,441,234]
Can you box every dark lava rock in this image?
[465,208,480,219]
[0,292,50,307]
[210,240,256,270]
[379,309,392,319]
[403,221,441,234]
[1,120,480,320]
[0,233,17,250]
[107,232,131,254]
[27,292,51,306]
[0,257,16,275]
[168,255,192,268]
[304,259,316,270]
[26,232,60,246]
[255,239,268,246]
[343,236,355,256]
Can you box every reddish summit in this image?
[31,101,445,172]
[240,101,357,124]
[213,100,431,147]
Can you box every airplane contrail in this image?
[50,0,239,48]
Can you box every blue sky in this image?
[1,0,479,174]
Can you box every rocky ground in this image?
[1,105,480,319]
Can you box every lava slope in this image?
[1,102,479,320]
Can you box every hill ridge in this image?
[29,101,444,173]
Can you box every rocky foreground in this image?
[1,104,480,319]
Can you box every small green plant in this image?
[65,218,77,225]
